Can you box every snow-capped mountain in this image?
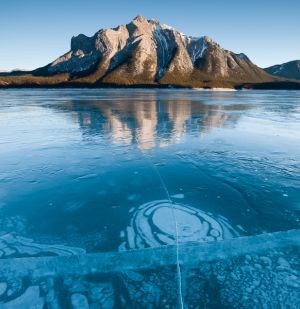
[264,60,300,80]
[0,16,282,88]
[37,16,271,85]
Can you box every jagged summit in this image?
[1,16,277,88]
[134,15,147,22]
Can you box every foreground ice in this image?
[0,229,299,308]
[0,89,299,307]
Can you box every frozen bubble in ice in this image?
[127,194,141,201]
[121,200,240,250]
[171,194,185,199]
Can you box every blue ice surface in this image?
[0,89,299,256]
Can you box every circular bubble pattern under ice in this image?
[120,200,240,250]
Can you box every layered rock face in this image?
[41,16,272,85]
[265,60,300,80]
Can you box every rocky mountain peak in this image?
[133,15,148,23]
[22,16,275,87]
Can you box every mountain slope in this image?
[264,60,300,80]
[0,16,286,88]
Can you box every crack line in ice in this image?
[150,164,184,309]
[133,142,184,309]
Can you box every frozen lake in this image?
[1,89,300,308]
[0,89,300,257]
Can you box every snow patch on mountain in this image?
[187,37,208,64]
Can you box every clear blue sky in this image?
[0,0,299,70]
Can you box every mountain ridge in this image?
[264,60,300,81]
[1,16,299,89]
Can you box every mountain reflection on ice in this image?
[119,200,241,250]
[0,89,299,255]
[52,92,246,150]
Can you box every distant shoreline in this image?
[1,82,300,90]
